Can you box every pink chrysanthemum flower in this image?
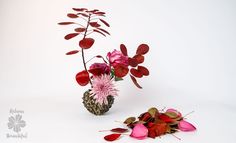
[91,74,118,105]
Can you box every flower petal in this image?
[166,108,182,117]
[130,123,148,140]
[178,120,196,132]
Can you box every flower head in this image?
[91,74,118,104]
[107,50,128,67]
[89,63,111,76]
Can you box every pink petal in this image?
[166,108,182,117]
[130,123,148,140]
[178,120,196,132]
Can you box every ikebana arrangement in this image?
[58,8,150,115]
[101,107,196,141]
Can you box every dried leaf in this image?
[104,134,121,142]
[120,44,128,56]
[79,38,95,49]
[58,22,75,25]
[164,112,178,119]
[138,112,151,122]
[124,117,136,124]
[99,18,110,27]
[66,50,79,55]
[67,13,79,18]
[148,107,159,118]
[74,28,86,32]
[90,22,101,27]
[64,33,79,40]
[75,70,89,86]
[136,44,149,55]
[137,66,149,76]
[130,75,142,89]
[158,114,174,123]
[95,11,106,15]
[111,128,128,133]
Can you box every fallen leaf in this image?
[104,134,121,142]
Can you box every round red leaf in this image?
[138,66,149,76]
[128,58,138,67]
[130,75,142,89]
[136,44,149,55]
[114,64,129,78]
[79,38,95,49]
[75,70,90,86]
[130,68,143,78]
[133,54,144,64]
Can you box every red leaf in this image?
[111,128,128,133]
[104,134,121,142]
[67,13,79,18]
[75,70,90,86]
[78,13,89,17]
[114,64,129,78]
[99,19,110,27]
[138,66,149,76]
[74,28,86,32]
[128,58,138,67]
[133,54,144,64]
[58,22,75,25]
[79,38,95,49]
[72,8,87,11]
[66,50,79,55]
[138,112,151,121]
[64,33,79,40]
[90,22,101,27]
[88,68,103,76]
[130,75,142,89]
[97,28,110,35]
[95,11,106,15]
[158,114,174,123]
[130,68,143,78]
[136,44,149,55]
[148,122,167,138]
[93,29,106,37]
[120,44,128,56]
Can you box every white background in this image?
[0,0,236,143]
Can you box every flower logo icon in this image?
[7,114,26,132]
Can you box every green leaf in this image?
[165,112,178,119]
[124,117,136,124]
[148,107,159,118]
[115,77,123,81]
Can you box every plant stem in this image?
[81,14,92,85]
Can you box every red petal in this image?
[120,44,128,56]
[136,44,149,55]
[111,128,128,133]
[74,28,86,32]
[67,13,78,18]
[79,38,95,49]
[130,68,143,78]
[137,66,149,76]
[90,22,101,27]
[64,33,79,40]
[104,134,121,141]
[58,22,75,25]
[75,70,90,86]
[128,58,138,67]
[114,64,129,78]
[158,114,174,123]
[99,18,110,27]
[95,11,106,15]
[88,68,103,76]
[66,50,79,55]
[178,120,196,132]
[97,28,110,35]
[93,29,106,37]
[133,54,144,64]
[130,75,142,89]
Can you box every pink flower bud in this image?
[107,50,128,67]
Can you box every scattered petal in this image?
[104,133,121,142]
[130,123,148,140]
[178,120,196,132]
